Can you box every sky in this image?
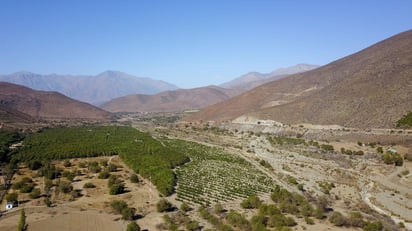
[0,0,411,88]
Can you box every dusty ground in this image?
[0,156,164,231]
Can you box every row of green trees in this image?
[12,126,189,196]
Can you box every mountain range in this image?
[0,71,178,105]
[220,64,319,91]
[186,30,412,129]
[101,65,317,112]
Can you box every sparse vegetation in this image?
[383,151,403,166]
[396,111,412,127]
[157,198,174,212]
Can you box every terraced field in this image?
[164,139,276,206]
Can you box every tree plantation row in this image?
[2,126,188,196]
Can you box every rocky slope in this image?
[186,30,412,128]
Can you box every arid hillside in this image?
[0,82,112,120]
[102,85,240,112]
[186,30,412,128]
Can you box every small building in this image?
[6,202,13,210]
[388,148,397,153]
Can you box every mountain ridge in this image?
[0,82,112,120]
[0,71,179,105]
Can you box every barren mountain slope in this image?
[0,82,112,120]
[102,86,240,112]
[186,30,412,128]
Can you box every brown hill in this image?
[186,30,412,128]
[0,105,35,124]
[0,82,112,120]
[102,86,240,112]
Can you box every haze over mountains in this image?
[0,71,178,105]
[0,82,112,121]
[101,65,318,112]
[220,64,319,91]
[187,30,412,129]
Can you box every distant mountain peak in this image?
[220,64,319,91]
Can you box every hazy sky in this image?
[1,0,411,88]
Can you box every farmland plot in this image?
[164,139,276,206]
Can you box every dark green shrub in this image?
[108,175,122,187]
[240,194,262,209]
[110,200,128,214]
[180,202,191,212]
[63,159,71,167]
[109,183,125,195]
[29,188,41,199]
[329,211,347,226]
[59,181,73,193]
[107,163,118,172]
[121,207,136,220]
[83,182,95,188]
[186,221,200,231]
[396,111,412,127]
[126,222,141,231]
[6,192,18,203]
[376,147,383,154]
[383,152,403,166]
[157,199,174,212]
[27,160,43,170]
[363,221,383,231]
[130,174,139,183]
[98,170,111,179]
